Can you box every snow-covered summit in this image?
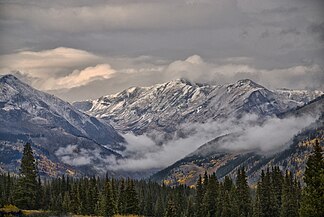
[73,78,323,135]
[0,74,124,148]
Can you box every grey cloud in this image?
[0,0,323,100]
[1,48,323,101]
[105,113,318,171]
[280,28,301,36]
[308,22,324,42]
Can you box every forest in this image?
[0,141,323,217]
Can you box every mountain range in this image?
[74,78,322,140]
[151,95,324,186]
[0,74,323,184]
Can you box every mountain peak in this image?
[0,74,19,82]
[232,79,264,89]
[168,78,196,86]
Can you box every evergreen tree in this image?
[202,173,218,217]
[102,180,114,217]
[280,171,299,217]
[271,166,283,214]
[14,143,39,209]
[195,175,204,217]
[125,179,139,215]
[62,191,71,214]
[144,192,154,216]
[118,178,126,214]
[236,167,252,217]
[254,169,279,217]
[186,196,195,217]
[154,195,165,217]
[300,140,324,217]
[165,195,178,217]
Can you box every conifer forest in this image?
[0,141,323,217]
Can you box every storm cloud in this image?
[0,0,323,101]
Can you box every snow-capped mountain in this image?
[0,74,124,176]
[74,78,323,136]
[151,95,324,186]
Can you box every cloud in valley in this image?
[102,114,317,171]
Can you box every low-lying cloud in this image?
[54,112,318,172]
[105,114,317,171]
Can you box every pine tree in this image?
[280,171,299,217]
[102,180,115,217]
[125,179,139,215]
[202,173,218,217]
[300,139,324,217]
[195,175,204,217]
[165,195,178,217]
[62,191,71,214]
[236,167,252,217]
[154,195,165,217]
[118,178,126,214]
[144,192,154,216]
[271,166,283,214]
[186,196,195,217]
[14,143,39,209]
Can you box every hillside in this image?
[74,79,322,138]
[151,96,324,186]
[0,74,125,176]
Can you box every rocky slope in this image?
[74,79,323,137]
[151,96,324,186]
[0,74,125,176]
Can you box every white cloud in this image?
[42,64,116,90]
[163,55,324,90]
[0,47,101,76]
[106,113,317,171]
[53,112,318,172]
[0,47,118,90]
[55,145,92,166]
[0,48,323,101]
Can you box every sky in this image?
[0,0,323,101]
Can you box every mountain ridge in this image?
[0,74,125,176]
[74,78,323,137]
[151,95,324,186]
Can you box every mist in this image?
[104,113,317,172]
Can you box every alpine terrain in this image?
[0,74,125,176]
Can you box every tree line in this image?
[0,140,323,217]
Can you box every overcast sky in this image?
[0,0,323,101]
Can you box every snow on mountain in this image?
[275,88,323,105]
[151,96,324,186]
[0,74,125,176]
[74,78,323,136]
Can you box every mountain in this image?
[0,74,125,176]
[74,79,323,137]
[151,96,324,187]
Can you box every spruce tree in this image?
[118,178,126,214]
[236,167,252,217]
[202,173,218,217]
[125,179,139,215]
[165,195,178,217]
[102,180,114,217]
[281,171,299,217]
[195,175,204,217]
[300,140,324,217]
[154,195,165,217]
[14,142,39,209]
